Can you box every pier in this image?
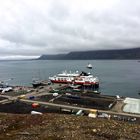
[0,82,140,123]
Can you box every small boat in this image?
[86,63,92,69]
[0,81,13,93]
[32,78,43,88]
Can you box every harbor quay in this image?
[0,81,140,124]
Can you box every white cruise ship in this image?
[49,71,99,88]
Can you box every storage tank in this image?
[31,111,42,115]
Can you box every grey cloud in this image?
[0,0,140,59]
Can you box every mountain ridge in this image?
[38,47,140,60]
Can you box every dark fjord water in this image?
[0,60,140,98]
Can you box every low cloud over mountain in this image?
[0,0,140,59]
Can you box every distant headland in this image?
[37,47,140,60]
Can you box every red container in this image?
[32,103,39,108]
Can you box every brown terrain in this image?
[0,83,140,140]
[0,113,140,140]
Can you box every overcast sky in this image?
[0,0,140,59]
